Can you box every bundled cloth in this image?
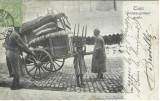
[20,14,55,34]
[29,30,72,46]
[35,28,57,36]
[33,22,57,34]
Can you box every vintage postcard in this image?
[0,0,159,100]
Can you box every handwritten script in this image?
[121,12,156,97]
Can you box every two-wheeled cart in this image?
[20,12,88,79]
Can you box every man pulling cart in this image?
[4,27,34,90]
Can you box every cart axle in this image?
[35,61,43,67]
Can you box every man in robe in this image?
[91,29,107,79]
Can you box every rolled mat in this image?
[20,14,55,34]
[33,22,56,34]
[29,30,72,46]
[35,27,57,36]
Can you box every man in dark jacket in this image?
[91,29,107,79]
[4,27,33,90]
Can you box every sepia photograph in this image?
[0,0,159,100]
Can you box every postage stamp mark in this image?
[0,9,14,27]
[0,1,22,27]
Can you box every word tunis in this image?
[133,6,144,11]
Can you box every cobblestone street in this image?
[0,56,124,93]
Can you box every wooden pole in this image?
[81,26,84,44]
[82,26,84,37]
[73,24,76,43]
[114,0,117,11]
[85,25,87,38]
[77,24,79,37]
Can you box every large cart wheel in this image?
[24,48,53,79]
[43,58,65,72]
[52,58,65,72]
